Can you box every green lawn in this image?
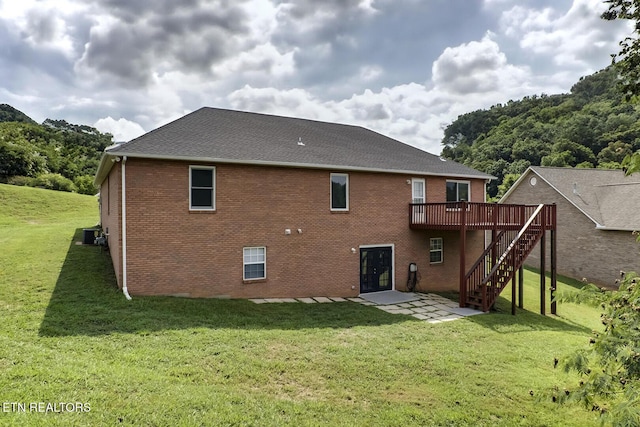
[0,183,602,426]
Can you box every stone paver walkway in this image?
[249,293,485,324]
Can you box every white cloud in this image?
[212,43,296,81]
[500,6,554,37]
[501,0,631,69]
[0,0,87,59]
[483,0,516,5]
[94,117,145,142]
[225,34,552,154]
[0,0,630,158]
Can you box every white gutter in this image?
[120,156,132,300]
[595,224,639,231]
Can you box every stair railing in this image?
[466,204,546,311]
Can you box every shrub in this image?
[74,175,97,195]
[33,173,77,192]
[7,176,36,187]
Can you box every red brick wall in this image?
[105,158,486,298]
[100,163,122,288]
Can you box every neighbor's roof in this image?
[95,107,494,185]
[503,166,640,231]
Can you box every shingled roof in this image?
[95,107,493,184]
[504,166,640,231]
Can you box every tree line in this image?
[0,104,113,195]
[440,66,639,199]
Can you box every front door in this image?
[360,246,393,293]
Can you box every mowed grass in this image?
[0,183,603,426]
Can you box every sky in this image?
[0,0,632,154]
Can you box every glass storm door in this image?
[360,247,393,293]
[412,178,425,223]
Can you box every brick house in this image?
[501,166,640,287]
[94,107,553,310]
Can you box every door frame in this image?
[411,178,425,203]
[411,178,426,224]
[359,244,395,293]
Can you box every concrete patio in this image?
[250,292,485,324]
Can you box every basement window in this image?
[243,247,266,280]
[430,238,443,264]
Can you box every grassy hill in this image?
[0,183,98,226]
[0,184,604,426]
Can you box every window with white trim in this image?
[430,238,443,264]
[243,247,266,280]
[190,166,215,210]
[446,180,470,202]
[330,173,349,211]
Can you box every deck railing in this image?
[409,202,556,230]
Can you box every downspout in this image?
[121,156,132,300]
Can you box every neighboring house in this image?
[501,166,640,287]
[94,107,551,310]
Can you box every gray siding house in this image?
[501,166,640,287]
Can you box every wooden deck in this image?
[409,202,557,315]
[409,202,556,231]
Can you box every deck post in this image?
[550,204,557,315]
[540,213,546,316]
[491,205,498,287]
[459,201,467,308]
[518,265,524,309]
[511,274,516,315]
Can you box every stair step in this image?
[465,211,547,312]
[466,301,483,309]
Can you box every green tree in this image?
[0,111,113,186]
[0,139,47,179]
[602,0,640,174]
[494,173,520,200]
[622,151,640,173]
[598,141,633,164]
[439,66,635,191]
[556,270,640,426]
[602,0,640,101]
[552,6,640,424]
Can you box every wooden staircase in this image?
[464,204,546,312]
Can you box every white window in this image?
[190,166,215,210]
[446,180,470,202]
[330,173,349,211]
[430,238,443,264]
[243,247,266,280]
